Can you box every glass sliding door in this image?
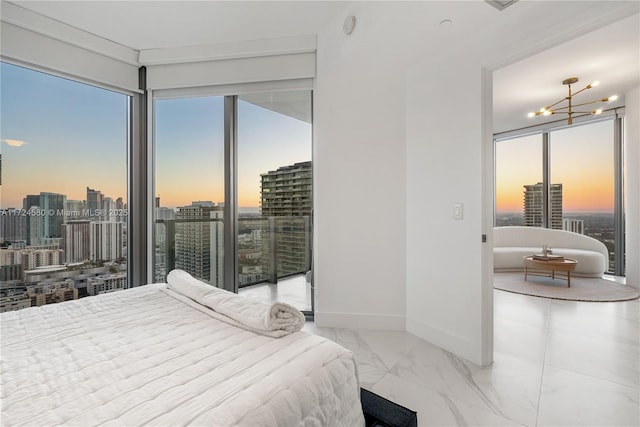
[0,62,130,312]
[152,90,314,312]
[153,96,225,285]
[236,91,313,312]
[495,134,543,227]
[550,120,616,272]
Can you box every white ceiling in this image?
[5,1,640,134]
[493,13,640,134]
[7,1,347,50]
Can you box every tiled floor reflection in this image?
[238,274,311,312]
[303,288,640,427]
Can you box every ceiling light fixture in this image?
[528,77,618,125]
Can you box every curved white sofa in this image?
[494,226,609,277]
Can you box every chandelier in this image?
[528,77,618,125]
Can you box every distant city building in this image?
[260,161,312,281]
[261,161,312,217]
[18,193,67,243]
[0,209,28,243]
[174,202,224,286]
[86,187,104,214]
[523,182,563,229]
[156,207,176,221]
[0,292,31,313]
[90,222,124,261]
[27,279,78,307]
[563,219,584,234]
[22,262,126,291]
[65,200,85,218]
[1,245,64,273]
[87,272,127,296]
[62,220,91,263]
[155,207,176,282]
[28,208,44,245]
[39,192,67,238]
[23,195,40,210]
[0,264,23,282]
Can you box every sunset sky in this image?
[1,62,128,208]
[155,96,311,209]
[2,62,615,214]
[495,120,614,213]
[1,62,311,211]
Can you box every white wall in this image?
[625,86,640,289]
[315,1,639,366]
[405,53,487,364]
[314,2,408,329]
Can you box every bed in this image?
[1,270,365,426]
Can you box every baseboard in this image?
[406,316,484,366]
[314,311,405,330]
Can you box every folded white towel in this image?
[166,269,305,337]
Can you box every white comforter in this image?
[0,284,365,427]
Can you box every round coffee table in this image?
[523,256,578,287]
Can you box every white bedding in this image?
[0,283,365,427]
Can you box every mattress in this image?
[0,283,365,426]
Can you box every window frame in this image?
[0,59,142,291]
[494,110,626,276]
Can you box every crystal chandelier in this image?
[528,77,618,125]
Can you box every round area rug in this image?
[493,272,640,302]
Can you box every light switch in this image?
[453,203,463,220]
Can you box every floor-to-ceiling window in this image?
[495,134,543,227]
[153,96,225,286]
[152,90,313,313]
[549,120,617,270]
[495,117,624,275]
[0,62,130,312]
[236,91,313,312]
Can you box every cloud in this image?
[1,139,28,147]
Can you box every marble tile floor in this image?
[302,289,640,427]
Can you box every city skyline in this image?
[1,62,312,210]
[0,62,128,208]
[3,62,616,214]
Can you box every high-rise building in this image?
[86,187,103,215]
[23,195,40,210]
[27,279,78,307]
[155,207,176,282]
[0,209,28,243]
[28,207,44,246]
[563,219,584,234]
[90,222,124,261]
[261,161,312,217]
[523,182,563,229]
[174,202,224,286]
[62,220,91,263]
[39,192,67,238]
[86,272,127,296]
[1,245,64,272]
[260,161,312,280]
[101,197,114,222]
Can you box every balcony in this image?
[155,215,312,312]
